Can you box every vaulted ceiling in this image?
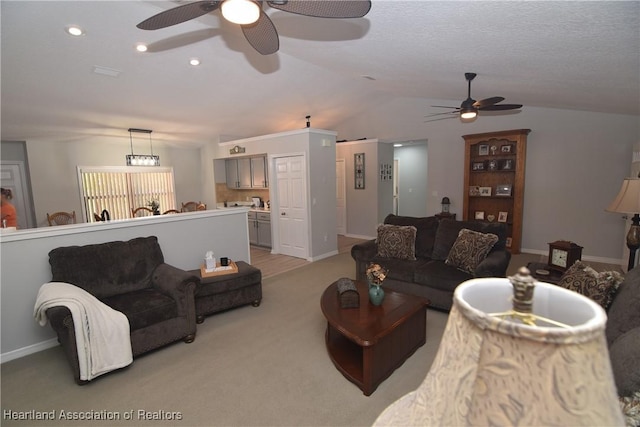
[1,1,638,148]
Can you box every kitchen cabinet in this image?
[462,129,530,254]
[226,156,267,189]
[248,211,271,248]
[251,156,268,188]
[226,158,252,189]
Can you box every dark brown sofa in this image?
[351,215,511,311]
[45,236,198,384]
[604,265,640,396]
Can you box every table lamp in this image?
[373,267,624,426]
[606,177,640,271]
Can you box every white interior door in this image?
[276,156,308,259]
[336,159,346,235]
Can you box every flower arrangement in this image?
[366,263,388,285]
[147,199,160,213]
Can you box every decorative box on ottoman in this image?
[190,261,262,323]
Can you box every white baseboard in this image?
[1,338,59,364]
[309,250,339,262]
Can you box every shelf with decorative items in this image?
[463,129,531,254]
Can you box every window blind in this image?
[78,167,176,221]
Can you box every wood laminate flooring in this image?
[250,235,368,279]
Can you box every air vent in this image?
[92,65,122,78]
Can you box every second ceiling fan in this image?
[137,0,372,55]
[425,73,523,122]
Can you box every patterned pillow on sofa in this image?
[445,228,498,274]
[376,224,417,260]
[558,261,624,309]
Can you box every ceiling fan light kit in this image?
[136,0,372,55]
[221,0,261,25]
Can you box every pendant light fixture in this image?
[126,128,159,166]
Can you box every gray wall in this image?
[334,98,638,264]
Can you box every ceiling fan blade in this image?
[479,103,523,111]
[137,1,221,30]
[425,111,459,118]
[267,0,371,18]
[473,96,504,109]
[431,105,461,110]
[424,116,457,123]
[242,11,279,55]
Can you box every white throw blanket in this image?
[34,282,133,381]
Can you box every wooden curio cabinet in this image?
[462,129,531,254]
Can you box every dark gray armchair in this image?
[45,236,198,384]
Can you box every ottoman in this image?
[190,261,262,323]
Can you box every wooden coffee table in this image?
[320,279,429,396]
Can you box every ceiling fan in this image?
[425,73,523,122]
[136,0,372,55]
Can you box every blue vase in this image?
[369,284,385,306]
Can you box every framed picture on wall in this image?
[355,153,365,189]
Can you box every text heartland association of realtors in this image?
[3,409,183,421]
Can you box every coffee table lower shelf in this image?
[323,296,427,396]
[325,327,365,389]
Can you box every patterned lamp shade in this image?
[373,272,624,426]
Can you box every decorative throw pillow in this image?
[558,261,624,309]
[445,228,499,274]
[376,224,417,260]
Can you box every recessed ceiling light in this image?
[136,43,148,52]
[65,25,84,36]
[189,58,201,66]
[394,143,403,147]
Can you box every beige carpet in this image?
[1,252,448,427]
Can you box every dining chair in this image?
[47,211,76,226]
[181,201,206,212]
[163,209,180,214]
[131,206,154,217]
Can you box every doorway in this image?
[393,141,429,217]
[1,160,34,229]
[393,159,399,215]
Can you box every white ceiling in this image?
[1,1,639,148]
